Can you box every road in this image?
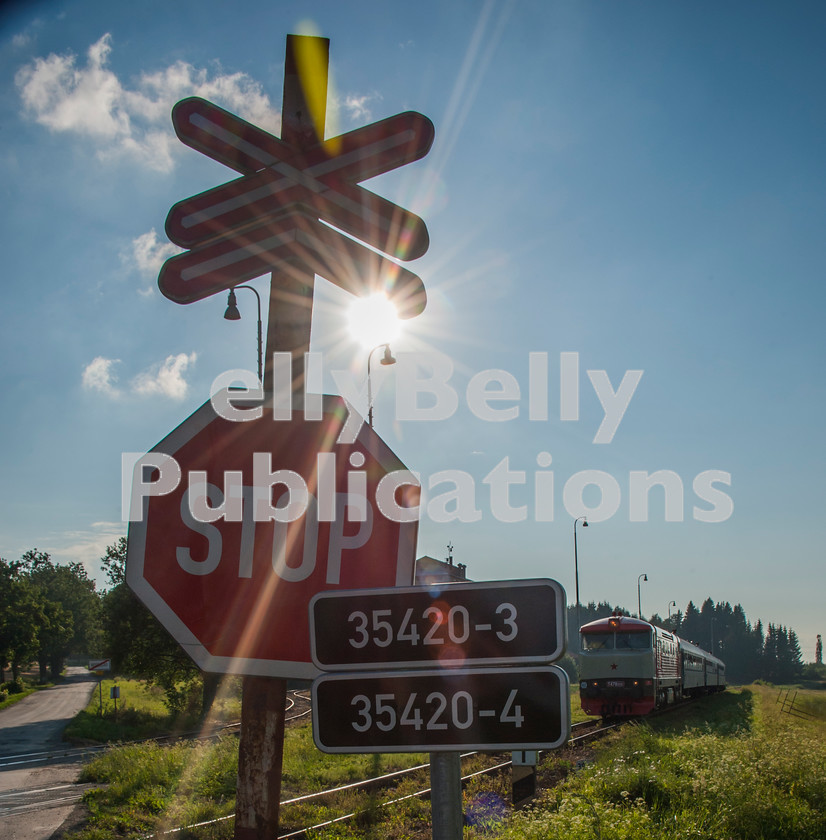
[0,666,97,840]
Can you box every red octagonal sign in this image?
[126,392,419,680]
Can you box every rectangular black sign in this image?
[312,665,570,753]
[309,579,565,670]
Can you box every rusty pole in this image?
[234,34,330,840]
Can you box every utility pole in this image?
[234,34,329,840]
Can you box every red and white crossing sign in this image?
[126,393,420,679]
[158,97,433,317]
[158,210,426,317]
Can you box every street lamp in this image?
[367,343,396,427]
[637,573,648,619]
[668,600,676,622]
[224,285,263,385]
[573,516,588,649]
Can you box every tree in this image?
[680,601,702,645]
[787,628,804,681]
[0,559,44,681]
[19,550,102,680]
[762,624,803,684]
[100,538,218,716]
[722,603,757,683]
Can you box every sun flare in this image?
[347,292,402,349]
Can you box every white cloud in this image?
[83,352,198,400]
[341,92,381,123]
[82,356,121,397]
[44,521,125,587]
[15,33,279,172]
[11,17,45,50]
[131,352,197,400]
[127,228,181,281]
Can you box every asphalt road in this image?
[0,666,97,839]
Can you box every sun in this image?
[347,292,402,349]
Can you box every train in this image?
[578,613,726,717]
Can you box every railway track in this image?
[147,717,622,838]
[0,697,620,836]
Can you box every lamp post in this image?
[637,573,648,620]
[367,343,396,427]
[668,600,676,625]
[224,285,263,385]
[573,516,588,650]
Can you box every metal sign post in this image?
[431,752,463,840]
[88,659,110,716]
[110,685,120,722]
[511,750,538,808]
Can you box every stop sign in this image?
[125,392,419,680]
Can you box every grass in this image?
[67,713,431,839]
[492,685,826,840]
[62,683,826,840]
[64,677,243,743]
[76,735,240,840]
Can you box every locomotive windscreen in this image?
[581,631,651,651]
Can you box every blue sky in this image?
[1,0,823,659]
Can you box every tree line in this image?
[0,540,816,709]
[0,550,101,683]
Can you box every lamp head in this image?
[582,519,588,528]
[224,289,241,321]
[643,574,648,582]
[380,345,396,366]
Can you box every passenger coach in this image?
[578,613,725,717]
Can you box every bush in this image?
[2,678,24,694]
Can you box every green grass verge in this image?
[493,685,826,840]
[67,721,430,840]
[64,677,244,743]
[62,683,825,840]
[65,678,190,743]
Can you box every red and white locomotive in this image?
[579,613,726,717]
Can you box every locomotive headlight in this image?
[580,681,587,689]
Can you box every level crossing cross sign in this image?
[158,97,433,317]
[126,393,420,679]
